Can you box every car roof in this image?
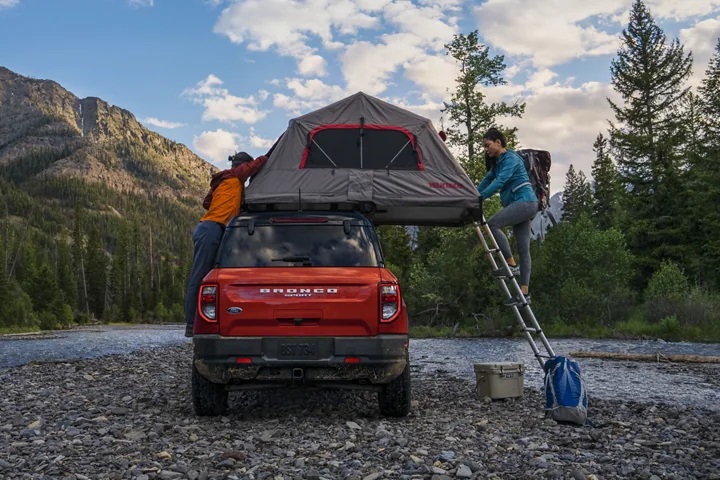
[228,211,372,227]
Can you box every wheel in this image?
[378,358,411,417]
[191,360,228,416]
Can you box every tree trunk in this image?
[570,351,720,363]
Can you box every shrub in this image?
[643,261,691,323]
[645,260,690,302]
[532,215,635,325]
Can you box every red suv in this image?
[191,211,410,417]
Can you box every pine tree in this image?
[442,31,525,183]
[376,226,413,287]
[56,232,78,311]
[72,203,89,316]
[608,0,693,277]
[109,225,130,322]
[590,133,622,230]
[85,226,107,319]
[692,38,720,287]
[562,165,593,223]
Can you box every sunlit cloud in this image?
[143,117,186,129]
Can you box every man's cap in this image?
[229,151,253,166]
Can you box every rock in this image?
[570,469,586,480]
[159,472,184,480]
[362,473,383,480]
[455,464,472,478]
[156,451,172,461]
[27,418,43,429]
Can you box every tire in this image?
[378,358,411,417]
[191,360,228,416]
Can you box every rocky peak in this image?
[0,66,215,201]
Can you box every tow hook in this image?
[292,368,304,383]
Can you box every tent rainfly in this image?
[243,92,481,226]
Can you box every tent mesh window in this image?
[301,125,422,170]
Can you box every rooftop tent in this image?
[243,92,481,226]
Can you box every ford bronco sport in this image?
[190,211,410,417]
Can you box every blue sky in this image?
[2,0,720,193]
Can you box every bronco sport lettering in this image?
[259,288,339,294]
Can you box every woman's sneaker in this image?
[492,265,520,278]
[505,293,531,306]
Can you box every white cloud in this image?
[193,129,241,166]
[341,34,425,95]
[201,96,268,123]
[0,0,19,7]
[402,55,458,98]
[513,80,621,194]
[213,0,461,90]
[272,78,347,114]
[647,0,720,21]
[298,55,328,77]
[128,0,153,7]
[184,74,268,124]
[142,117,186,129]
[337,1,460,96]
[286,78,345,99]
[249,129,276,149]
[680,17,720,87]
[213,0,380,67]
[473,1,720,69]
[474,0,623,68]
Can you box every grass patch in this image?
[0,325,41,335]
[612,317,715,342]
[543,321,612,339]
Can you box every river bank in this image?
[4,321,720,344]
[1,343,719,480]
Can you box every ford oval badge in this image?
[227,307,243,314]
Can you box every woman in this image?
[476,128,538,306]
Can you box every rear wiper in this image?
[271,255,312,265]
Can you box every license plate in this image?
[278,342,319,359]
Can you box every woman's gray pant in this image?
[487,201,538,287]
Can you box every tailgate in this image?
[215,267,382,336]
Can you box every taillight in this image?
[199,285,218,321]
[380,283,399,322]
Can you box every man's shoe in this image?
[505,293,531,307]
[184,324,194,338]
[492,265,520,278]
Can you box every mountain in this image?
[0,66,216,325]
[0,66,214,199]
[531,191,563,239]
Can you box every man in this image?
[184,152,267,337]
[476,128,538,306]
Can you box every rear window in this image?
[217,223,382,267]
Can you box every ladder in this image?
[471,209,555,369]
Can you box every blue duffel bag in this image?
[543,355,588,425]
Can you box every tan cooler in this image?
[474,362,525,399]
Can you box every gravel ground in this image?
[1,344,719,480]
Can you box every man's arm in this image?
[229,155,268,183]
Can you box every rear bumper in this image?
[193,334,408,385]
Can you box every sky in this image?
[1,0,720,194]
